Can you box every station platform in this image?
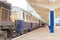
[11,26,60,40]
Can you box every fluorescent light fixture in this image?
[50,0,55,2]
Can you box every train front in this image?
[0,1,15,38]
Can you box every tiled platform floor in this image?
[12,26,60,40]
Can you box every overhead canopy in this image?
[54,8,60,18]
[27,0,50,23]
[31,5,50,23]
[27,0,60,23]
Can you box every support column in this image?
[50,11,54,33]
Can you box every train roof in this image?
[0,1,11,10]
[11,6,39,19]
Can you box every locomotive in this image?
[0,1,15,38]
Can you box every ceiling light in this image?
[50,0,55,2]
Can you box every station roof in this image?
[27,0,60,23]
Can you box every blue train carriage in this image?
[11,6,40,36]
[16,10,33,34]
[31,15,39,29]
[11,6,32,35]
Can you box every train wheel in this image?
[24,30,28,34]
[23,30,26,34]
[3,31,7,40]
[28,29,31,32]
[16,32,21,37]
[20,31,24,35]
[7,30,13,38]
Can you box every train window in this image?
[26,15,29,21]
[28,16,30,22]
[28,16,29,22]
[8,11,10,16]
[23,12,25,20]
[0,8,2,21]
[14,11,17,20]
[29,16,31,21]
[2,8,8,21]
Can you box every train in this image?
[11,6,41,36]
[0,1,46,38]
